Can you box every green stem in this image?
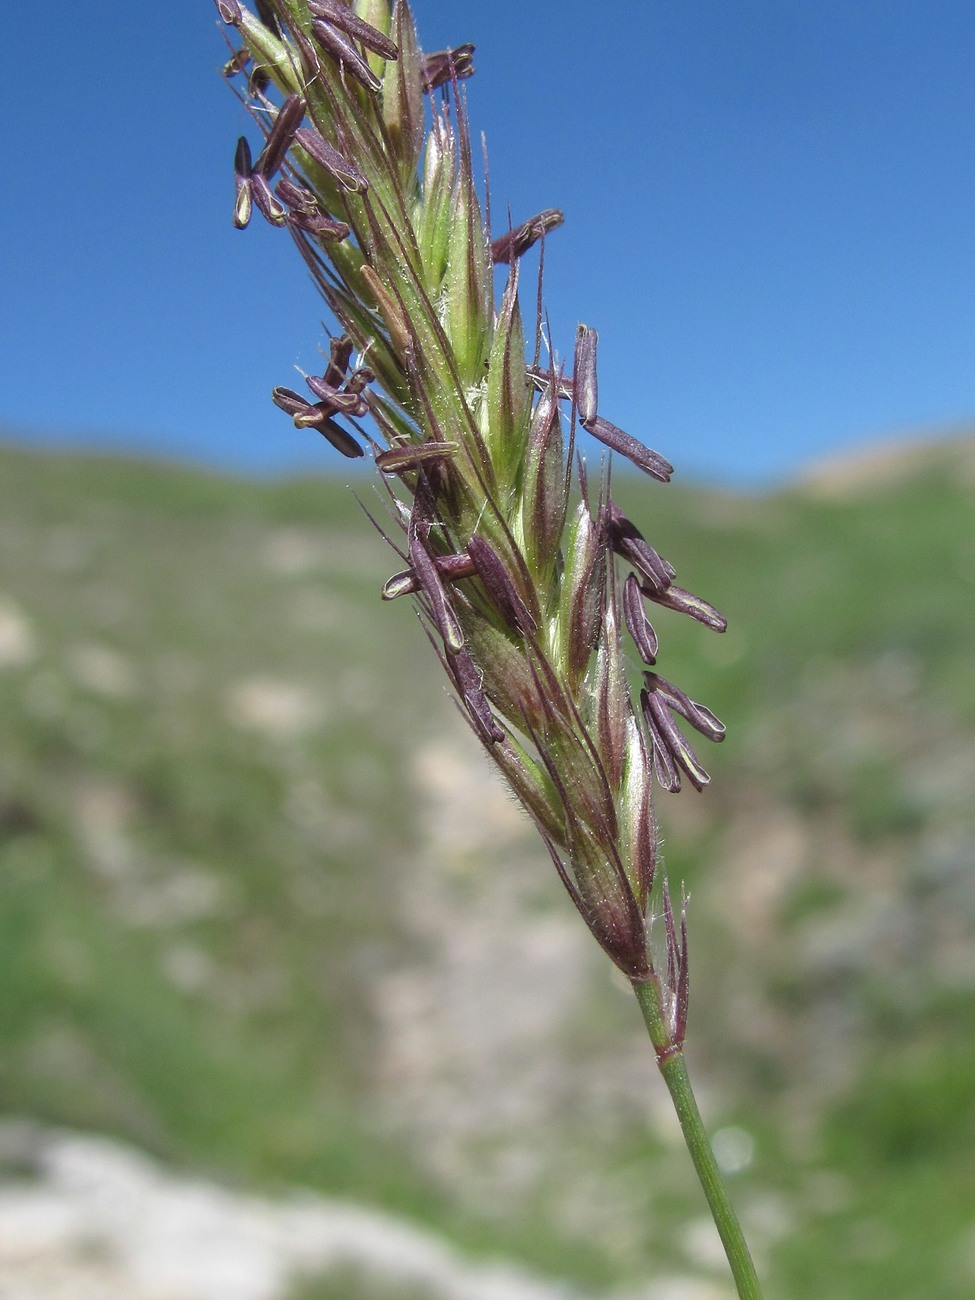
[631,976,763,1300]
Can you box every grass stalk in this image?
[632,976,763,1299]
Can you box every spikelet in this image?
[218,0,726,1036]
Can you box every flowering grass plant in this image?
[215,1,762,1293]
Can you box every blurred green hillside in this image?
[1,437,974,1298]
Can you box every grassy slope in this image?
[1,440,974,1297]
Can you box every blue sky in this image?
[3,0,974,486]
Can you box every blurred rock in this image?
[0,1124,581,1300]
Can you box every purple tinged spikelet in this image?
[486,264,530,479]
[222,0,731,1001]
[563,502,605,687]
[655,879,690,1050]
[468,534,538,638]
[542,835,651,980]
[383,0,424,172]
[522,381,567,577]
[442,106,491,385]
[491,735,564,843]
[463,620,547,733]
[529,702,619,853]
[359,264,413,359]
[595,598,627,790]
[542,782,645,978]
